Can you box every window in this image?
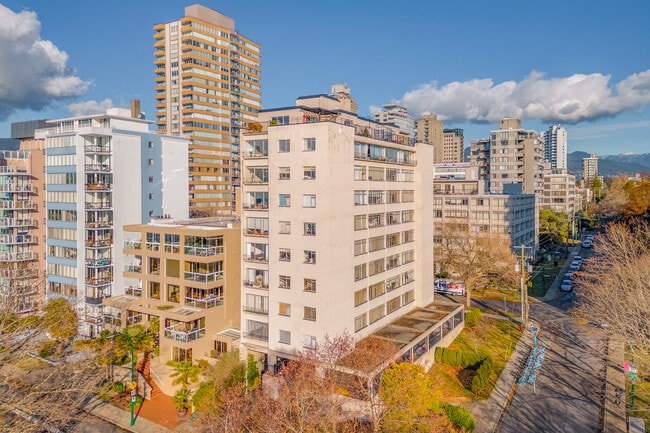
[386,211,401,225]
[279,194,291,207]
[303,194,316,208]
[369,258,385,276]
[279,167,290,180]
[148,159,154,166]
[271,115,289,125]
[354,239,367,256]
[279,330,291,344]
[354,263,367,281]
[369,236,384,252]
[354,190,367,206]
[279,221,291,234]
[386,254,400,270]
[402,250,415,264]
[304,278,316,292]
[303,335,317,349]
[402,229,414,243]
[303,137,316,151]
[402,210,414,222]
[402,290,415,305]
[354,288,368,306]
[167,284,180,303]
[303,166,316,180]
[387,296,401,314]
[369,190,383,205]
[354,314,367,332]
[279,139,290,152]
[304,250,316,264]
[354,215,367,230]
[354,165,366,181]
[304,306,316,321]
[148,193,154,200]
[368,167,384,181]
[279,303,291,317]
[386,275,401,291]
[369,281,385,299]
[149,176,154,183]
[369,305,385,324]
[386,233,400,247]
[279,249,291,262]
[368,213,383,228]
[304,222,316,236]
[279,275,291,289]
[148,141,154,148]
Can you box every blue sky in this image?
[1,0,649,155]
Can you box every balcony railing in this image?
[124,241,142,250]
[124,265,142,273]
[0,184,37,193]
[84,145,111,154]
[244,228,268,237]
[84,164,111,172]
[242,203,269,210]
[126,314,143,326]
[243,280,269,290]
[0,251,37,261]
[85,202,112,210]
[0,218,36,228]
[183,246,223,256]
[85,183,112,192]
[86,220,112,229]
[86,258,112,267]
[242,176,268,185]
[243,305,269,315]
[184,296,223,309]
[243,254,268,263]
[242,330,269,342]
[86,275,113,286]
[0,200,36,210]
[125,286,142,297]
[164,325,206,343]
[0,234,36,244]
[184,271,223,283]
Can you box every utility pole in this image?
[520,245,528,327]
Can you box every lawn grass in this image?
[429,316,523,402]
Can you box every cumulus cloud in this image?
[67,99,115,116]
[0,4,92,120]
[400,70,650,124]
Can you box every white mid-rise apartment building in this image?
[541,125,568,170]
[37,106,190,337]
[240,86,434,365]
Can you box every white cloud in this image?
[400,70,650,124]
[0,4,92,120]
[67,99,115,117]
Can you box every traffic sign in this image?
[130,381,137,390]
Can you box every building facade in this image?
[0,140,46,313]
[442,128,465,164]
[103,217,241,363]
[432,163,538,272]
[38,107,189,337]
[373,103,416,138]
[541,125,568,170]
[415,114,443,162]
[154,4,262,216]
[240,87,434,366]
[470,117,544,195]
[540,169,577,215]
[582,154,598,185]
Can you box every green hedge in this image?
[464,308,481,327]
[443,403,475,432]
[470,357,494,396]
[435,347,483,370]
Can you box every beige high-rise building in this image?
[470,117,544,195]
[154,4,261,217]
[582,154,598,185]
[442,128,464,163]
[0,139,46,313]
[416,114,444,162]
[239,86,434,366]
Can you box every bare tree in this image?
[574,220,650,371]
[435,222,519,308]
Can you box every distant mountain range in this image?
[567,151,650,177]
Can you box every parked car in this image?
[569,262,581,271]
[434,279,466,296]
[560,278,573,291]
[582,240,592,248]
[565,271,575,280]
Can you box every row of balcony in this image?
[0,184,37,193]
[0,200,36,210]
[0,234,37,245]
[0,251,37,261]
[0,218,36,228]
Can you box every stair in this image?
[136,351,162,398]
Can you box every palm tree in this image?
[167,360,202,389]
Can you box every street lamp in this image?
[108,332,136,426]
[515,245,533,328]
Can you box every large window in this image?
[354,288,368,306]
[303,194,316,208]
[354,263,367,281]
[354,314,367,332]
[279,194,291,207]
[279,167,290,180]
[303,306,316,321]
[354,239,367,256]
[303,137,316,151]
[279,139,290,152]
[303,166,316,180]
[304,250,316,264]
[279,221,291,234]
[354,215,367,230]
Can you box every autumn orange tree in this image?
[597,175,650,220]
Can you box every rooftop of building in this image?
[145,216,240,230]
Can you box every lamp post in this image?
[109,332,136,426]
[516,245,532,328]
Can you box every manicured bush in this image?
[443,403,475,432]
[470,356,494,396]
[435,347,483,369]
[465,308,482,327]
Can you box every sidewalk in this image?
[81,396,175,433]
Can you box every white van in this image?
[434,279,466,296]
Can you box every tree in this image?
[539,208,569,241]
[167,360,203,389]
[574,220,650,371]
[435,222,519,308]
[43,297,77,342]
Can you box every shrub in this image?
[465,308,482,327]
[443,403,475,432]
[133,395,144,407]
[38,340,57,358]
[435,348,483,369]
[113,381,126,395]
[470,357,494,396]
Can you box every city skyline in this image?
[1,0,649,155]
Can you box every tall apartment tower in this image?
[442,128,465,163]
[38,107,190,338]
[541,125,567,169]
[470,117,544,195]
[0,139,46,313]
[374,103,416,138]
[582,154,598,185]
[154,4,262,217]
[416,114,444,162]
[240,87,434,365]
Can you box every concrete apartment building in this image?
[443,128,465,163]
[154,4,261,216]
[470,117,545,195]
[37,106,189,338]
[0,139,46,314]
[103,217,241,363]
[582,154,598,185]
[373,103,416,138]
[239,85,435,366]
[541,125,568,170]
[540,169,577,215]
[432,163,538,272]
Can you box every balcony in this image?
[86,275,113,286]
[85,183,112,192]
[0,200,36,210]
[84,163,111,172]
[164,324,206,343]
[86,258,112,268]
[243,280,268,290]
[184,271,223,284]
[86,238,113,247]
[243,253,268,264]
[0,184,37,193]
[85,202,112,210]
[244,228,269,237]
[84,144,111,154]
[183,246,223,257]
[242,203,269,211]
[124,264,142,273]
[242,176,268,185]
[184,295,223,309]
[124,240,142,250]
[125,286,142,297]
[243,329,268,342]
[86,220,112,229]
[0,251,37,261]
[86,295,109,305]
[0,218,36,228]
[243,305,268,315]
[126,314,143,326]
[0,234,36,245]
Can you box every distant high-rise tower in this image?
[582,154,598,185]
[416,114,444,161]
[442,128,465,163]
[374,103,415,138]
[541,125,567,169]
[154,4,261,217]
